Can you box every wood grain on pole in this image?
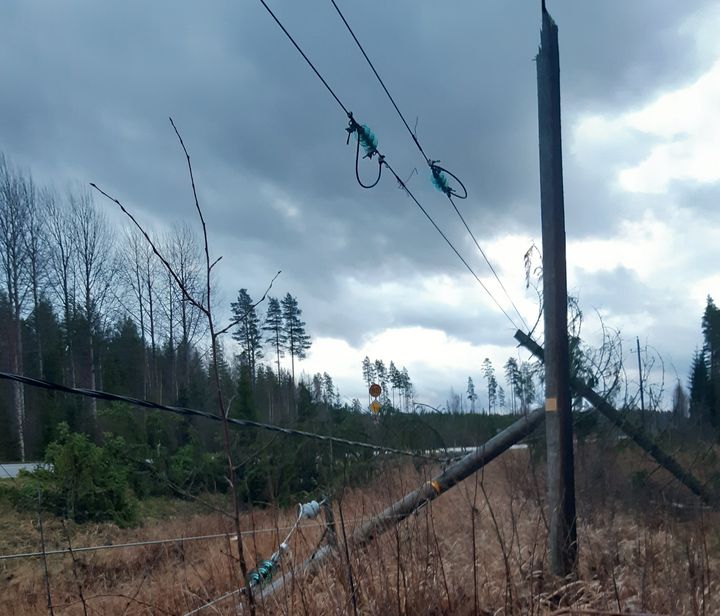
[537,4,578,576]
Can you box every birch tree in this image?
[0,155,29,459]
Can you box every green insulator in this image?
[247,559,276,587]
[431,165,450,195]
[247,569,262,587]
[257,559,275,581]
[358,125,378,157]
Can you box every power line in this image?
[328,0,430,164]
[383,161,522,331]
[0,371,444,462]
[0,512,417,561]
[327,0,530,331]
[258,0,348,116]
[255,0,521,332]
[448,194,531,332]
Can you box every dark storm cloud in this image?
[0,0,714,347]
[573,266,659,318]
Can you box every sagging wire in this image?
[256,0,525,333]
[326,0,535,331]
[328,0,468,199]
[382,159,523,332]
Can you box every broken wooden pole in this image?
[537,1,578,576]
[515,329,718,508]
[256,406,546,604]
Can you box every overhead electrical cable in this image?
[382,161,522,331]
[255,0,522,331]
[327,0,530,331]
[0,371,446,462]
[447,194,531,331]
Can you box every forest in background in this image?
[1,149,719,525]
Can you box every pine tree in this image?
[322,372,334,405]
[482,358,497,414]
[263,296,286,377]
[230,289,263,382]
[311,373,323,403]
[373,359,388,403]
[389,361,399,408]
[400,367,413,411]
[504,358,520,413]
[518,361,537,412]
[671,381,688,420]
[280,293,311,385]
[466,377,477,413]
[361,356,375,405]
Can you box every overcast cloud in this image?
[1,0,719,406]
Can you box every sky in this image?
[1,0,719,409]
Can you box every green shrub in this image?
[4,423,138,526]
[167,443,227,495]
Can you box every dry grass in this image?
[1,448,718,615]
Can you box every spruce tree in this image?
[701,296,720,426]
[689,348,711,422]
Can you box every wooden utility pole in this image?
[536,0,577,576]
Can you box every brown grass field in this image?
[1,445,718,615]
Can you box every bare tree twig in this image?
[168,117,255,614]
[89,182,209,317]
[61,519,90,616]
[37,490,55,616]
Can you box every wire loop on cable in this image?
[430,161,467,199]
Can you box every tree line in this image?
[687,296,720,428]
[0,153,318,461]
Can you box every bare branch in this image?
[89,182,209,317]
[209,255,223,271]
